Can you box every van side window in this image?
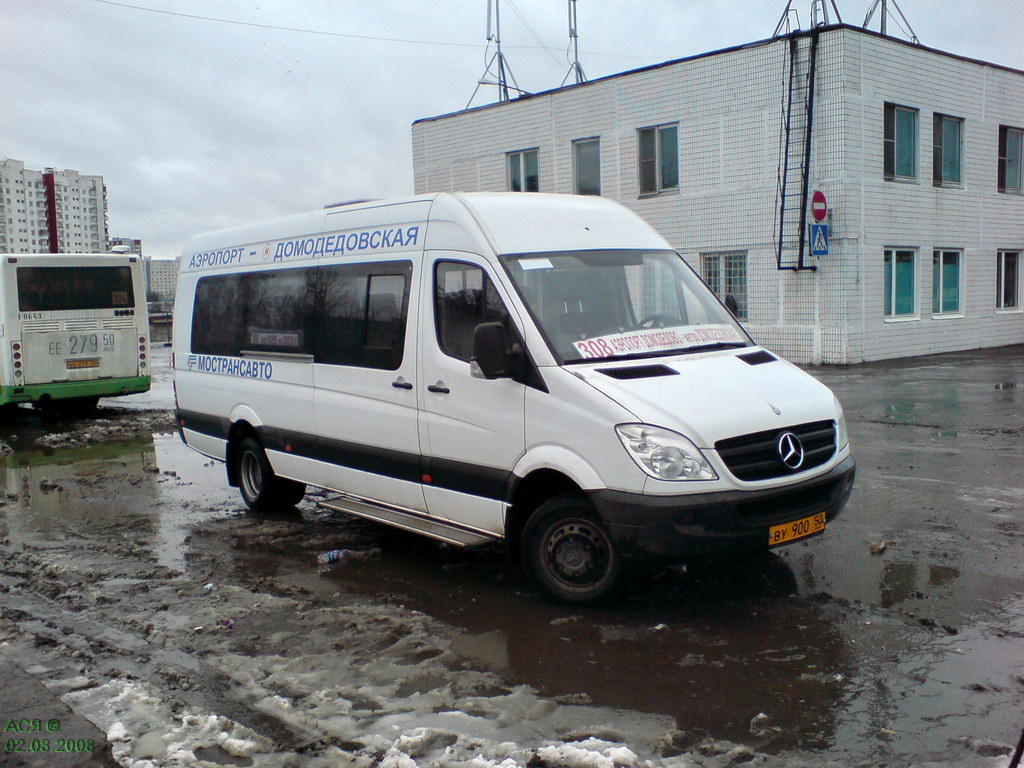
[191,273,245,356]
[317,262,411,370]
[191,267,315,357]
[243,268,315,355]
[434,261,511,361]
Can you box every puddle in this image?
[0,346,1021,766]
[0,432,234,572]
[194,745,254,766]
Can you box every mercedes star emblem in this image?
[777,432,805,470]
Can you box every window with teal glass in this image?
[884,249,916,317]
[931,250,961,314]
[999,126,1023,193]
[884,104,917,180]
[573,138,601,196]
[933,115,963,186]
[508,149,539,192]
[997,251,1019,309]
[638,123,679,194]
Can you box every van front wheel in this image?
[236,437,306,511]
[522,494,622,605]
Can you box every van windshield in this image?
[502,249,750,364]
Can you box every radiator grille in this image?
[715,420,836,481]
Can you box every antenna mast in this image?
[810,0,843,27]
[863,0,919,43]
[773,1,800,36]
[774,0,843,36]
[561,0,586,87]
[467,0,526,108]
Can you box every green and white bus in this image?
[1,253,151,411]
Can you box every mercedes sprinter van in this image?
[173,193,855,603]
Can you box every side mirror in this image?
[724,294,739,317]
[471,322,509,379]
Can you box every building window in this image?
[931,250,962,314]
[508,149,539,193]
[998,126,1023,193]
[884,249,916,317]
[884,104,917,181]
[702,252,747,319]
[573,138,601,196]
[997,251,1020,309]
[638,124,678,195]
[933,114,963,186]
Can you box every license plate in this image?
[66,358,100,370]
[768,512,826,546]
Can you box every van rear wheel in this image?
[521,494,623,605]
[236,437,306,511]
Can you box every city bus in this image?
[1,253,150,412]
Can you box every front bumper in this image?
[587,455,855,562]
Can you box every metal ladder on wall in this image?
[776,30,819,272]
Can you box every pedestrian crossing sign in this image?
[810,223,829,256]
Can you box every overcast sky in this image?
[3,0,1022,259]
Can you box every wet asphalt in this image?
[0,344,1021,766]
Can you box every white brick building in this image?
[146,258,179,300]
[0,158,108,254]
[412,25,1024,363]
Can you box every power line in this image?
[506,0,564,69]
[86,0,658,61]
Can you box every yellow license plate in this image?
[66,358,100,370]
[768,512,826,547]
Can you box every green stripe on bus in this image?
[0,376,151,405]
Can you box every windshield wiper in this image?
[678,342,749,355]
[564,342,749,365]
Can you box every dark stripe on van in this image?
[179,409,510,502]
[177,409,230,438]
[259,426,319,462]
[423,456,511,502]
[316,434,422,485]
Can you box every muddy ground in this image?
[0,346,1022,768]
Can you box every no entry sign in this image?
[811,190,828,222]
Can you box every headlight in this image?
[615,424,717,481]
[835,398,849,450]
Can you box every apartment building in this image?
[147,258,179,300]
[0,158,108,254]
[412,24,1023,363]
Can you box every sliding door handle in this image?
[426,381,450,394]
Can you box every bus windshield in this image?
[501,249,750,363]
[17,266,135,312]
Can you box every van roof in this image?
[448,193,670,255]
[179,192,670,270]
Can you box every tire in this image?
[521,494,623,605]
[236,437,306,512]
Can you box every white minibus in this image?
[2,253,150,412]
[173,193,854,603]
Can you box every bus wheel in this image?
[521,494,622,605]
[236,437,306,512]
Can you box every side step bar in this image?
[316,492,500,548]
